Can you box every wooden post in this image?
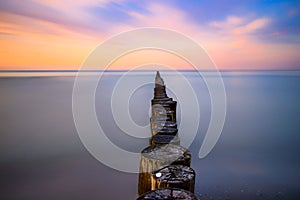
[138,144,191,195]
[151,121,177,130]
[150,116,172,124]
[151,101,177,122]
[137,72,198,198]
[151,165,195,193]
[137,188,199,200]
[149,135,180,146]
[151,127,178,136]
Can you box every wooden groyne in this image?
[137,72,199,199]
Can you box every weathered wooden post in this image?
[151,121,177,130]
[149,135,180,146]
[137,72,198,199]
[138,144,191,195]
[151,165,195,193]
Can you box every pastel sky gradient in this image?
[0,0,299,70]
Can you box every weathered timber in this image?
[151,165,195,193]
[150,116,172,123]
[152,127,178,136]
[137,188,199,200]
[151,121,177,130]
[152,101,177,121]
[152,110,175,123]
[152,71,177,120]
[149,135,180,146]
[153,71,169,99]
[138,144,191,195]
[137,72,198,198]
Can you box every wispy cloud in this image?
[210,16,246,29]
[209,15,270,36]
[0,0,299,69]
[0,0,133,36]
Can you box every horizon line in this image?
[1,69,300,73]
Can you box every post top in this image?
[155,71,164,86]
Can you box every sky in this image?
[0,0,299,70]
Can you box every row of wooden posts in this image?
[137,72,199,199]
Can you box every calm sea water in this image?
[0,71,300,200]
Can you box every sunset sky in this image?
[0,0,299,70]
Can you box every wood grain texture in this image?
[151,165,195,193]
[138,144,191,195]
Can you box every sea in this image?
[0,70,300,200]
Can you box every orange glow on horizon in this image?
[1,3,299,70]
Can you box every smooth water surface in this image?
[1,71,300,199]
